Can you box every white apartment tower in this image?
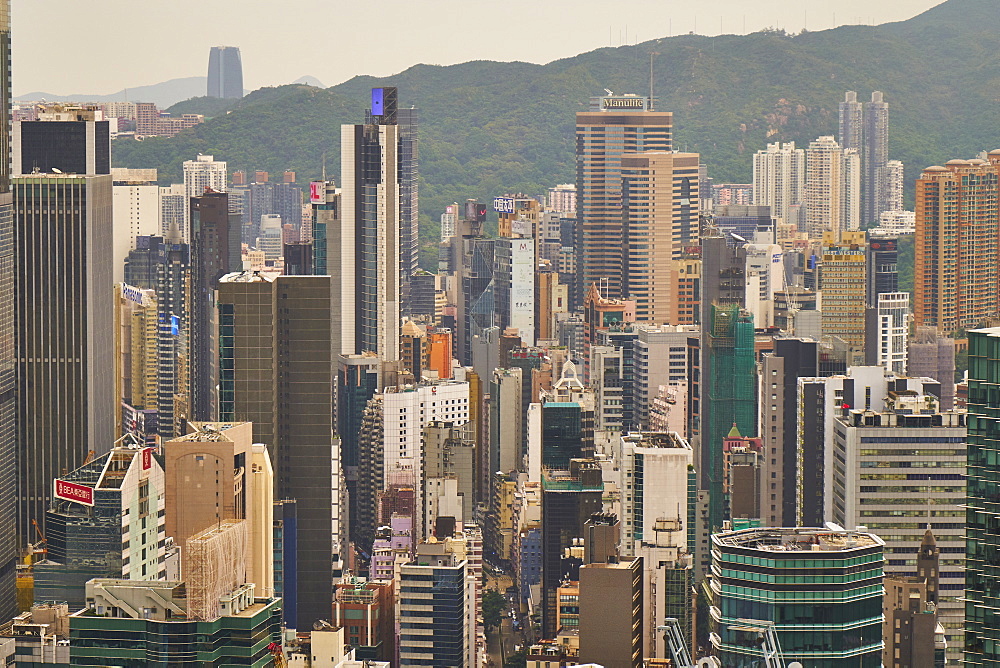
[182,154,227,231]
[752,141,805,226]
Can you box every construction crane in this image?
[728,619,802,668]
[659,617,804,668]
[658,619,720,668]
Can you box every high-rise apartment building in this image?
[864,91,890,225]
[621,151,699,323]
[711,527,885,667]
[883,159,905,212]
[805,136,846,237]
[339,87,419,359]
[14,174,114,544]
[842,147,862,230]
[183,154,227,232]
[832,393,965,661]
[965,327,1000,666]
[820,230,867,349]
[0,1,14,619]
[575,93,672,302]
[838,91,863,153]
[914,155,1000,334]
[215,272,341,629]
[752,142,805,225]
[207,46,244,99]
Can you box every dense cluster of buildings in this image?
[2,5,1000,667]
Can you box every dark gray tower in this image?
[207,46,244,99]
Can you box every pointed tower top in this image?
[727,423,742,439]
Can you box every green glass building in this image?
[711,526,885,667]
[70,590,281,666]
[965,327,1000,665]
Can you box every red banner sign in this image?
[55,479,94,506]
[142,448,152,470]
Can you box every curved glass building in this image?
[710,526,884,667]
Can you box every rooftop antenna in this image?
[321,151,327,182]
[649,51,660,110]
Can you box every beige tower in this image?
[621,151,700,324]
[820,230,867,350]
[805,136,844,238]
[114,283,158,437]
[163,422,273,595]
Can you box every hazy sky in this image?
[13,0,943,95]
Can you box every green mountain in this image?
[113,0,1000,266]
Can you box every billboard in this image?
[120,284,144,305]
[309,181,325,204]
[55,479,94,506]
[494,197,515,214]
[371,88,385,116]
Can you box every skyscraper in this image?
[914,155,1000,334]
[832,393,965,661]
[711,527,885,666]
[123,233,191,439]
[575,93,672,303]
[0,0,15,620]
[339,87,419,359]
[752,142,805,226]
[864,91,890,225]
[207,46,244,99]
[182,154,227,235]
[819,230,867,349]
[216,271,342,630]
[14,173,114,545]
[965,327,1000,666]
[189,190,241,420]
[12,106,110,176]
[804,136,845,238]
[838,91,863,153]
[621,151,700,324]
[699,231,755,530]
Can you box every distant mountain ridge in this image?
[15,76,208,108]
[112,0,1000,266]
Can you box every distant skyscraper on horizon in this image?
[207,46,244,99]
